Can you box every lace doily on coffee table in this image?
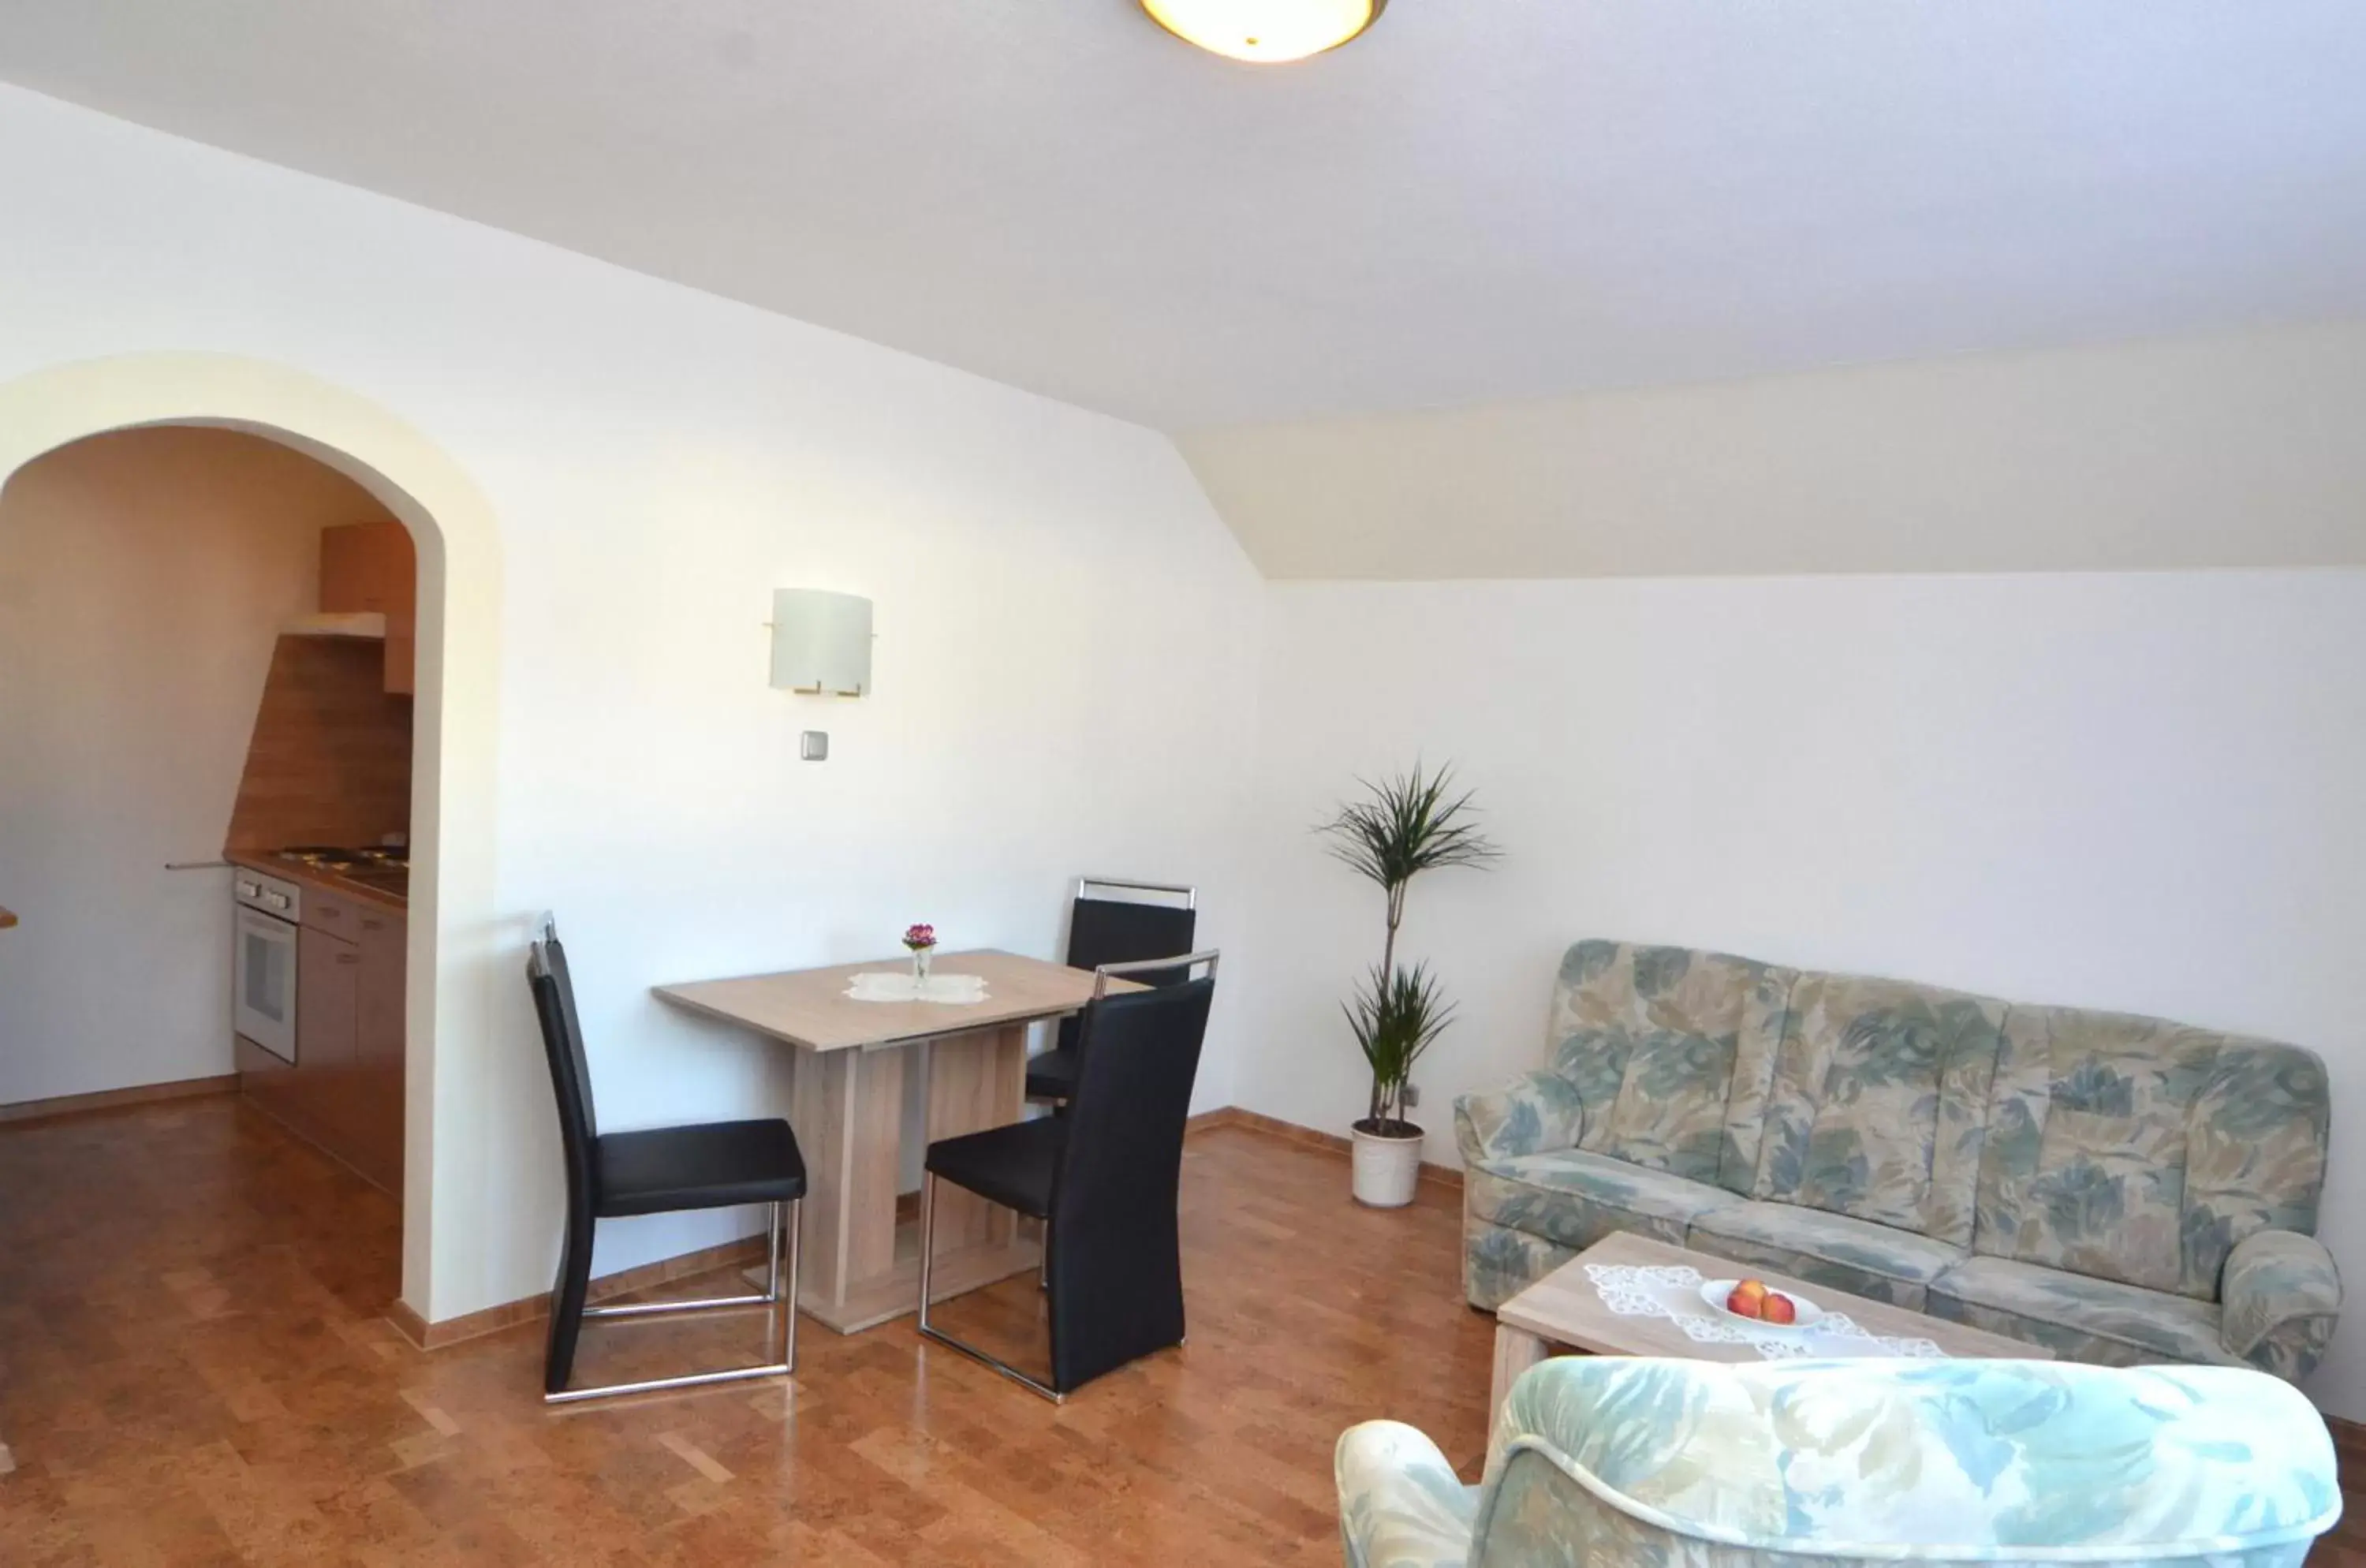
[843,972,989,1004]
[1584,1262,1947,1361]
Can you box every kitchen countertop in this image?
[0,903,17,929]
[228,853,409,913]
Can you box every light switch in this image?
[799,730,829,762]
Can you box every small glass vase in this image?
[909,946,933,987]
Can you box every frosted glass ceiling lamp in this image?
[1140,0,1385,64]
[769,588,872,696]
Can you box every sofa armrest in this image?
[1335,1420,1478,1568]
[2222,1229,2342,1380]
[1454,1070,1587,1167]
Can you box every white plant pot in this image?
[1351,1122,1424,1208]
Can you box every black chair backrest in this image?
[1056,890,1196,1058]
[528,932,599,1215]
[1045,971,1216,1392]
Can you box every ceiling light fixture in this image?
[1140,0,1385,65]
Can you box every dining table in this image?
[652,949,1136,1335]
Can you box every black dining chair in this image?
[528,917,806,1404]
[1024,876,1198,1106]
[917,951,1219,1402]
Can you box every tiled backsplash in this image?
[224,634,413,853]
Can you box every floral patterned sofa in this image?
[1456,941,2338,1379]
[1337,1357,2340,1568]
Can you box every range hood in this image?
[283,611,386,639]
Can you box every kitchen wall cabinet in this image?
[319,519,417,696]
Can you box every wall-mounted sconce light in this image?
[769,588,872,696]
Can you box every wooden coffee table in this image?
[1489,1231,2044,1435]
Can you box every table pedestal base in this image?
[776,1021,1036,1335]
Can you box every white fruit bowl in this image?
[1700,1278,1826,1335]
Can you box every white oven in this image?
[233,870,301,1062]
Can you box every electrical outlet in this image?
[799,730,829,762]
[1401,1083,1420,1109]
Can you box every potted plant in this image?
[1317,764,1499,1207]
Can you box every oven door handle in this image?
[167,860,233,871]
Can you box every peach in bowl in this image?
[1700,1276,1825,1334]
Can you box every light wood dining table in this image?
[652,949,1136,1335]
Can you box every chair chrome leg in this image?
[760,1198,782,1366]
[545,1201,804,1406]
[918,1315,1067,1404]
[913,1174,1065,1405]
[543,1359,798,1406]
[916,1174,937,1332]
[782,1197,801,1372]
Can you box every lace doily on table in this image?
[1584,1262,1947,1361]
[843,972,990,1004]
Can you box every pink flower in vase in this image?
[902,923,937,953]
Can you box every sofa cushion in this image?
[1975,1004,2331,1301]
[1464,1219,1578,1313]
[1468,1148,1739,1257]
[1549,940,1794,1193]
[1752,971,2005,1249]
[1928,1255,2237,1368]
[1685,1200,1965,1308]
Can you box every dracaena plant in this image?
[1317,763,1499,1133]
[1343,962,1456,1133]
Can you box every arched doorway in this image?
[0,352,503,1326]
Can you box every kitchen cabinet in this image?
[257,899,403,1197]
[296,923,361,1148]
[319,520,417,696]
[351,905,406,1193]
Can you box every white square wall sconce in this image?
[769,588,872,696]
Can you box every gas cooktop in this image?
[268,845,410,902]
[274,845,409,869]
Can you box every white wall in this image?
[1181,320,2366,579]
[0,427,395,1104]
[1239,570,2366,1413]
[0,84,1267,1316]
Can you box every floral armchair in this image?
[1337,1357,2340,1568]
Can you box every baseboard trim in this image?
[1186,1104,1463,1193]
[0,1073,239,1129]
[386,1298,432,1350]
[386,1234,771,1352]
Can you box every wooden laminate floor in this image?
[0,1096,1494,1564]
[9,1098,2364,1566]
